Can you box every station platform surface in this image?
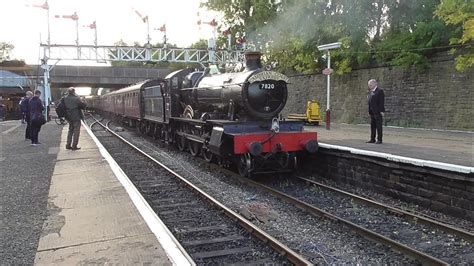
[307,123,473,168]
[0,120,185,265]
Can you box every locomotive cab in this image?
[185,71,204,88]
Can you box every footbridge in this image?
[43,44,244,64]
[33,44,245,88]
[44,65,171,88]
[37,44,245,88]
[1,64,171,89]
[22,44,245,117]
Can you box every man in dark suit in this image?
[64,87,87,150]
[367,79,385,144]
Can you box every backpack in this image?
[56,98,67,118]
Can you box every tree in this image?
[201,0,280,48]
[435,0,474,72]
[201,0,467,74]
[0,42,14,62]
[190,39,208,49]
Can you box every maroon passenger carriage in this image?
[89,52,318,176]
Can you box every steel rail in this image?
[91,119,311,266]
[234,176,449,266]
[295,176,474,242]
[87,118,196,266]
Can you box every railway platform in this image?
[307,123,473,168]
[0,120,191,265]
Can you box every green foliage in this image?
[265,38,317,74]
[309,184,321,194]
[0,42,14,62]
[435,0,474,72]
[392,52,430,71]
[190,39,208,49]
[201,0,280,49]
[387,0,442,33]
[375,20,451,71]
[454,54,474,72]
[202,0,457,73]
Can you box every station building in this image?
[0,69,34,120]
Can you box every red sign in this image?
[322,68,333,75]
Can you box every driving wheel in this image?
[202,148,214,162]
[189,141,201,156]
[177,135,187,151]
[237,153,253,177]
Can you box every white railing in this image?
[41,44,245,64]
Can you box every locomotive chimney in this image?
[245,51,262,71]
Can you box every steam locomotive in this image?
[88,52,318,176]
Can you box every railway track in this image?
[85,114,472,264]
[294,176,474,242]
[86,116,310,265]
[251,175,473,265]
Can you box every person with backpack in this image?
[63,87,86,150]
[55,93,68,123]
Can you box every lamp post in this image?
[317,42,341,130]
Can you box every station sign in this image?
[322,68,333,75]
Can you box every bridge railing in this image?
[41,44,245,64]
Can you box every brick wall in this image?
[284,54,473,130]
[303,149,474,221]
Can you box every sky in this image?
[0,0,219,65]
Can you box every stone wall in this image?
[284,54,473,130]
[302,149,474,221]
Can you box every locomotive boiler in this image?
[90,51,318,177]
[178,52,288,121]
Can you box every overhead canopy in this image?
[0,70,32,94]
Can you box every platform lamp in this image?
[317,42,341,130]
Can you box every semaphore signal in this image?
[28,0,50,46]
[154,24,167,48]
[83,21,97,46]
[132,8,151,45]
[55,12,80,46]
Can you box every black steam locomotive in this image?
[88,52,318,176]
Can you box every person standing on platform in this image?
[19,97,26,123]
[0,99,5,122]
[22,91,33,139]
[366,79,385,144]
[29,90,45,146]
[64,87,86,150]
